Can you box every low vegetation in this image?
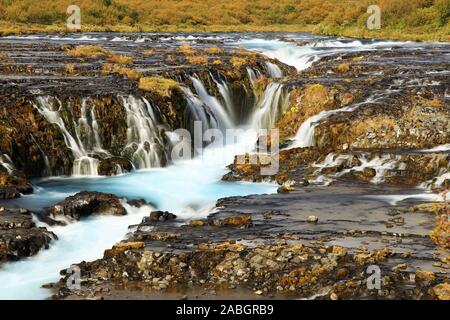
[431,185,450,250]
[0,0,447,41]
[101,63,141,80]
[138,77,180,97]
[66,45,133,65]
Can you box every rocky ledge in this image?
[49,183,449,300]
[0,207,56,265]
[46,191,127,222]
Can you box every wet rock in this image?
[127,199,147,208]
[307,216,318,223]
[149,211,177,222]
[415,270,436,283]
[222,215,252,227]
[277,185,295,194]
[432,283,450,300]
[98,157,133,176]
[0,173,33,199]
[46,191,127,220]
[189,219,206,227]
[0,208,56,264]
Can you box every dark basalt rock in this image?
[98,157,133,176]
[0,207,56,264]
[148,211,177,222]
[0,172,33,199]
[46,191,127,221]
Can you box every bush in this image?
[138,77,179,97]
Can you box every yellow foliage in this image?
[204,46,225,55]
[138,77,179,97]
[66,45,133,65]
[0,0,448,41]
[107,53,133,65]
[102,64,141,80]
[66,45,107,58]
[143,50,155,56]
[65,63,75,75]
[230,57,247,69]
[186,55,208,65]
[177,43,196,55]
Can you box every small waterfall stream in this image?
[120,95,168,169]
[250,83,288,130]
[190,76,234,129]
[0,152,15,174]
[34,96,100,176]
[265,61,283,78]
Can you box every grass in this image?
[66,45,133,65]
[65,63,75,74]
[138,77,180,96]
[102,63,141,80]
[431,183,450,250]
[0,0,447,41]
[203,46,225,55]
[186,55,208,65]
[66,45,107,58]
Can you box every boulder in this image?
[148,211,177,222]
[46,191,127,220]
[0,172,33,199]
[0,208,56,264]
[98,157,133,176]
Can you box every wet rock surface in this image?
[46,191,127,221]
[50,183,449,300]
[0,34,294,178]
[0,207,56,264]
[0,34,448,300]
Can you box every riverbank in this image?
[0,21,449,42]
[0,32,448,300]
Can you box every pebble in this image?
[330,293,339,300]
[254,290,263,295]
[307,215,318,223]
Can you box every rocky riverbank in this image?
[0,33,448,300]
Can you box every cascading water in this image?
[75,100,109,157]
[265,61,283,78]
[0,152,15,174]
[120,95,169,169]
[189,76,234,129]
[34,96,99,176]
[30,134,51,176]
[211,75,235,123]
[250,83,289,130]
[246,67,261,86]
[292,93,385,148]
[181,86,219,132]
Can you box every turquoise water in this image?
[0,132,276,300]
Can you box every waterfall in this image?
[250,83,288,130]
[181,86,219,133]
[120,95,168,169]
[190,76,234,129]
[246,67,262,86]
[34,96,99,176]
[75,100,109,157]
[30,134,51,176]
[265,62,283,78]
[211,75,235,122]
[0,152,15,174]
[292,94,384,148]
